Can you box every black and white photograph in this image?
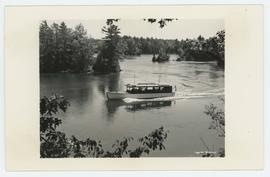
[40,19,225,158]
[3,3,266,173]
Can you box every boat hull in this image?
[106,92,175,100]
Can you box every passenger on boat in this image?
[126,85,172,94]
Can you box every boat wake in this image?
[123,88,224,103]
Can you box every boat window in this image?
[160,87,164,90]
[140,87,146,91]
[147,87,153,90]
[154,87,159,90]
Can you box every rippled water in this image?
[40,54,224,157]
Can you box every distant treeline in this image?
[40,21,224,73]
[175,31,224,67]
[116,32,224,65]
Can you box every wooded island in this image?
[40,19,224,74]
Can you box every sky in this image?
[47,19,224,40]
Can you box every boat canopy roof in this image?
[126,83,172,87]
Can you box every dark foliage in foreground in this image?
[143,18,177,28]
[40,95,168,158]
[200,97,225,157]
[204,97,225,137]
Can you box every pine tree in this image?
[93,20,122,73]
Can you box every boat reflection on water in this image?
[106,99,173,115]
[125,100,172,112]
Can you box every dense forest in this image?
[40,21,97,73]
[40,20,225,73]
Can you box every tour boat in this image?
[106,83,176,100]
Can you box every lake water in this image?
[40,54,224,157]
